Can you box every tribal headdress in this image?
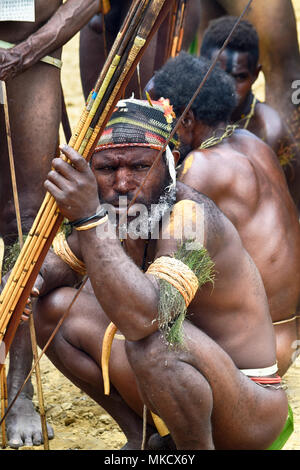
[94,97,180,189]
[95,96,179,151]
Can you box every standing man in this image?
[151,52,300,376]
[0,0,100,448]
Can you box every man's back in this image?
[171,182,277,370]
[243,101,284,154]
[179,129,300,323]
[244,101,300,206]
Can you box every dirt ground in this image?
[1,0,300,452]
[25,356,300,451]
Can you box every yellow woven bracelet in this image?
[52,231,87,276]
[75,214,109,231]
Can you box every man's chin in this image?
[100,185,176,239]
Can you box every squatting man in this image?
[29,97,289,450]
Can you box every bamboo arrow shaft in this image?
[0,0,173,370]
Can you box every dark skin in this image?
[197,0,300,210]
[145,46,300,209]
[178,116,300,376]
[0,0,100,448]
[208,49,275,137]
[30,145,288,450]
[207,48,300,210]
[198,0,300,114]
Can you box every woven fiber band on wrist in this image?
[75,214,109,231]
[70,208,107,228]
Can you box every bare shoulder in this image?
[178,135,262,207]
[155,182,233,260]
[178,147,236,198]
[255,102,285,149]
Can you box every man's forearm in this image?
[38,248,82,296]
[14,0,99,70]
[78,228,159,340]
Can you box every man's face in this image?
[209,48,258,109]
[91,146,169,216]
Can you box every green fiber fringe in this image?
[2,234,27,276]
[60,218,72,238]
[157,242,215,347]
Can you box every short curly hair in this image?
[153,52,236,127]
[200,16,259,72]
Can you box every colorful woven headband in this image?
[95,97,179,152]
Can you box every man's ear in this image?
[180,109,195,130]
[172,150,180,166]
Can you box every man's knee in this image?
[125,331,178,378]
[33,287,74,348]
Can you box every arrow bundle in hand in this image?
[0,0,173,367]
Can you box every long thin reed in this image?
[0,365,7,448]
[29,312,49,450]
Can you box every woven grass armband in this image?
[147,257,199,307]
[147,244,214,346]
[52,231,87,276]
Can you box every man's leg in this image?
[5,322,54,447]
[79,2,133,101]
[34,286,157,450]
[296,313,300,362]
[0,58,61,239]
[0,56,62,447]
[126,321,289,450]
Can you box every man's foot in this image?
[5,393,54,448]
